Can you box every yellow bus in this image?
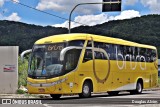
[27,33,158,99]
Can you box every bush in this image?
[18,56,28,88]
[16,89,26,94]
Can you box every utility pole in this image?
[68,1,121,33]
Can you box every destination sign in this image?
[46,44,64,51]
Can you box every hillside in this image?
[0,15,160,56]
[0,21,68,52]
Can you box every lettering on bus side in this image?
[115,45,157,70]
[115,46,146,70]
[92,41,157,71]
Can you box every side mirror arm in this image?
[20,49,32,62]
[60,46,83,61]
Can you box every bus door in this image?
[60,48,82,93]
[93,49,111,92]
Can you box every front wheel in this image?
[79,82,92,98]
[50,94,61,100]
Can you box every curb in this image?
[144,87,160,91]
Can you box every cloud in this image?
[53,13,114,28]
[125,0,160,14]
[52,10,140,28]
[0,0,4,7]
[5,13,21,21]
[36,0,101,14]
[12,0,20,3]
[12,0,19,3]
[140,0,160,14]
[114,10,140,20]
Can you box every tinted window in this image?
[83,49,93,63]
[151,49,157,62]
[116,45,124,61]
[94,51,107,60]
[68,40,84,47]
[64,49,81,72]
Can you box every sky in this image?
[0,0,160,28]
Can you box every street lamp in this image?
[68,1,121,33]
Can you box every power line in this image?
[11,0,126,36]
[11,0,68,21]
[11,0,90,27]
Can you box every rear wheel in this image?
[135,81,143,94]
[79,81,92,98]
[130,81,143,94]
[50,94,61,100]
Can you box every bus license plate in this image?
[38,88,45,92]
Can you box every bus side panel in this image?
[77,60,99,93]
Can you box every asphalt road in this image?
[1,90,160,107]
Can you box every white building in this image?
[0,46,18,94]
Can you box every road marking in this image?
[43,104,52,107]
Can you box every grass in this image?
[158,77,160,85]
[16,89,26,94]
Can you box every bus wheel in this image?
[108,91,119,96]
[79,81,92,98]
[50,94,61,100]
[135,81,143,94]
[130,81,143,94]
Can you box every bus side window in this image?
[151,49,156,62]
[125,46,132,61]
[146,49,151,62]
[104,43,111,59]
[94,42,104,48]
[116,45,124,61]
[130,47,134,61]
[94,51,107,60]
[134,47,138,61]
[83,49,93,63]
[112,44,117,60]
[140,48,146,62]
[87,41,92,47]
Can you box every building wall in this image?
[0,46,18,94]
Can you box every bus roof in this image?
[35,33,156,50]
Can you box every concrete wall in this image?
[0,46,18,94]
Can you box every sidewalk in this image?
[0,94,41,98]
[143,86,160,91]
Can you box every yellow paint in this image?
[27,33,158,94]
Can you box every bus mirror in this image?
[60,46,83,61]
[20,49,32,63]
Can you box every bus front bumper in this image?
[27,83,63,94]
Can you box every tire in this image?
[130,81,143,95]
[79,81,92,98]
[108,91,119,96]
[50,94,61,100]
[135,81,143,94]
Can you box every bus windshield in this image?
[28,40,84,79]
